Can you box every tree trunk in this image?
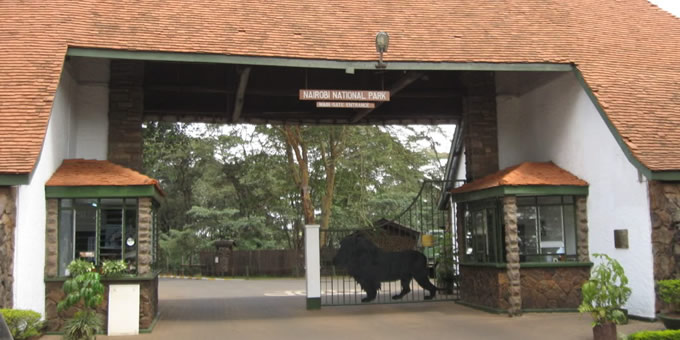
[319,127,346,247]
[282,126,315,225]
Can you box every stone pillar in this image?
[109,60,144,172]
[0,187,16,308]
[45,199,59,278]
[576,196,590,263]
[503,195,521,316]
[138,198,153,275]
[304,224,321,310]
[461,71,499,181]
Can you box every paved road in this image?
[43,278,664,340]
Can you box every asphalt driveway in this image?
[42,278,664,340]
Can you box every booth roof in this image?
[451,162,588,195]
[46,159,164,195]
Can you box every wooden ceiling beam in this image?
[350,71,424,123]
[232,67,251,122]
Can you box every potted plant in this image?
[657,279,680,330]
[436,232,456,295]
[58,260,105,340]
[578,253,631,340]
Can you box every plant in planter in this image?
[101,259,128,277]
[657,279,680,330]
[578,253,631,340]
[58,260,105,340]
[436,232,456,294]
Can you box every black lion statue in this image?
[332,233,437,302]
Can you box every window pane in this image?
[537,196,562,205]
[464,209,474,261]
[563,205,576,255]
[474,211,486,262]
[538,205,564,254]
[517,206,538,256]
[486,208,497,262]
[100,199,124,262]
[562,196,574,204]
[60,199,73,208]
[124,203,138,273]
[74,200,97,263]
[59,209,74,276]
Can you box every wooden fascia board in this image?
[45,185,164,204]
[452,185,588,202]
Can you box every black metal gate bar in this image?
[320,180,464,306]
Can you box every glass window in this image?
[517,206,538,255]
[57,197,141,275]
[463,201,499,263]
[518,196,577,262]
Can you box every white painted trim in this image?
[305,224,321,300]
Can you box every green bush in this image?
[627,329,680,340]
[63,310,103,340]
[59,260,105,340]
[658,279,680,313]
[0,308,44,340]
[101,259,127,277]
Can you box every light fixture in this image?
[375,31,390,69]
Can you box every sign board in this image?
[300,89,390,102]
[316,102,375,109]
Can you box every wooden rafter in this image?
[232,66,252,122]
[350,71,424,123]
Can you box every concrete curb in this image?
[159,275,232,281]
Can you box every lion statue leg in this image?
[392,277,412,300]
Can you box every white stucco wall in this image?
[497,72,655,318]
[13,59,109,315]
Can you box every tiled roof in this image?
[1,1,680,173]
[451,162,588,195]
[46,159,163,195]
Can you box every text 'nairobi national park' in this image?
[299,89,390,102]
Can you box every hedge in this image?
[0,309,44,340]
[627,329,680,340]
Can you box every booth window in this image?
[462,196,577,264]
[517,196,576,262]
[58,198,138,276]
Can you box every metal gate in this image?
[319,180,463,306]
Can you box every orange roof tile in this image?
[1,1,680,173]
[451,162,588,195]
[46,159,164,195]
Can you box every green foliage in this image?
[579,253,632,326]
[627,329,680,340]
[0,308,44,340]
[58,260,105,312]
[63,310,103,340]
[101,260,127,277]
[658,280,680,313]
[436,232,455,281]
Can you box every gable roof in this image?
[451,162,588,195]
[1,0,680,176]
[46,159,164,196]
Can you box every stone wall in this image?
[503,196,521,316]
[109,60,144,171]
[460,265,510,310]
[576,196,590,263]
[138,198,153,275]
[648,181,680,311]
[461,71,499,181]
[45,199,59,278]
[45,276,159,332]
[520,266,589,309]
[0,187,16,308]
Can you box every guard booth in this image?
[43,159,162,334]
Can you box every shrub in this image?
[627,329,680,340]
[101,259,127,277]
[63,310,103,340]
[657,279,680,313]
[0,308,44,340]
[578,253,632,326]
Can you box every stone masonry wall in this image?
[138,197,153,275]
[520,266,590,309]
[45,199,59,278]
[109,60,144,171]
[0,187,16,308]
[460,266,510,310]
[503,196,521,316]
[648,181,680,312]
[461,71,499,181]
